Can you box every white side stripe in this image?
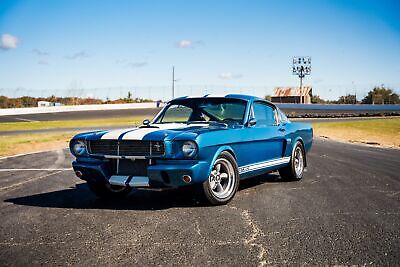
[238,157,291,174]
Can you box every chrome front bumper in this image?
[108,175,150,187]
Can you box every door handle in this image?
[279,128,286,132]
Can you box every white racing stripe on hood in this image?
[122,123,204,140]
[101,128,137,140]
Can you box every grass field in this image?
[312,118,400,148]
[0,117,399,157]
[0,132,74,157]
[0,116,145,132]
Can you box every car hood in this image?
[75,123,235,142]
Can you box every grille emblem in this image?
[153,143,161,152]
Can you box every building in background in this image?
[37,101,63,107]
[271,86,312,104]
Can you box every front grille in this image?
[88,140,164,157]
[111,159,148,176]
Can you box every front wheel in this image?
[87,181,132,198]
[202,152,240,205]
[279,141,306,181]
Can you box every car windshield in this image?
[154,98,247,125]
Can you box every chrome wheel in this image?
[208,158,236,199]
[294,146,304,177]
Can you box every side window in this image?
[252,102,276,126]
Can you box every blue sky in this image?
[0,0,399,100]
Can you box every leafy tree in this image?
[362,86,399,104]
[337,94,357,104]
[264,95,271,101]
[311,95,326,104]
[0,96,9,108]
[20,96,37,107]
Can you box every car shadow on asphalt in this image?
[4,172,290,210]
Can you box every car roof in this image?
[171,94,273,104]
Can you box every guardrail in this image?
[276,103,400,111]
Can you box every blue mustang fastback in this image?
[70,94,313,205]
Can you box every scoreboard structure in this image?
[292,57,311,103]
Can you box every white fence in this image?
[0,102,157,116]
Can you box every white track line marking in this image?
[0,149,68,161]
[0,170,66,192]
[0,168,72,172]
[13,117,38,122]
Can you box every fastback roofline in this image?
[169,94,269,104]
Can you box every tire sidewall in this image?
[290,141,305,180]
[203,151,240,205]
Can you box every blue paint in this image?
[70,95,313,187]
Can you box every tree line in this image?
[311,86,399,104]
[265,86,399,104]
[0,92,152,109]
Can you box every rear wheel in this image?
[87,181,132,198]
[279,141,306,181]
[202,152,239,205]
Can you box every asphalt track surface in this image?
[0,138,399,266]
[1,106,399,122]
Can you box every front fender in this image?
[206,145,237,177]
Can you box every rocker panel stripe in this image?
[238,157,291,174]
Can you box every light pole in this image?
[172,66,176,99]
[292,57,311,103]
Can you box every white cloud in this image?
[0,33,19,50]
[176,39,204,49]
[219,72,243,79]
[177,39,192,48]
[65,50,90,59]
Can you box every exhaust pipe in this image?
[75,170,83,178]
[182,175,192,183]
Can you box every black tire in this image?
[87,181,132,199]
[202,151,240,205]
[279,141,306,181]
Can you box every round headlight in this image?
[182,141,197,158]
[72,140,87,156]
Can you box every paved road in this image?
[1,106,398,122]
[0,139,399,265]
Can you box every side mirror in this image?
[143,119,151,126]
[248,118,257,127]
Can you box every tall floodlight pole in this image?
[292,57,311,103]
[172,66,175,99]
